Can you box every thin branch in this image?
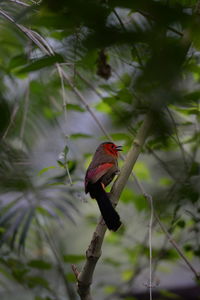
[113,8,144,67]
[9,0,30,6]
[0,9,50,55]
[60,69,113,140]
[20,79,30,145]
[155,211,200,279]
[2,104,19,140]
[57,64,67,121]
[77,71,102,98]
[166,107,189,169]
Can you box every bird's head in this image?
[98,142,122,158]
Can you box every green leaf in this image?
[68,160,77,173]
[194,247,200,257]
[160,289,181,299]
[122,269,133,281]
[15,54,64,74]
[70,133,92,139]
[104,285,117,294]
[109,132,131,142]
[27,276,49,289]
[18,208,35,250]
[161,249,179,261]
[184,244,193,252]
[177,219,186,228]
[35,297,53,300]
[116,88,132,103]
[28,260,52,270]
[65,272,76,282]
[95,101,112,113]
[102,96,116,106]
[184,91,200,101]
[9,54,28,70]
[104,257,121,267]
[57,160,64,167]
[120,73,132,87]
[121,188,135,204]
[36,206,53,217]
[105,232,121,245]
[120,188,147,211]
[159,177,173,186]
[134,161,150,181]
[63,254,85,263]
[38,166,57,176]
[66,103,85,112]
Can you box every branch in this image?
[137,9,183,37]
[9,0,30,6]
[154,211,200,280]
[73,113,154,300]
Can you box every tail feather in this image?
[88,181,121,231]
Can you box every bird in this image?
[85,142,122,231]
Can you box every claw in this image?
[101,182,105,189]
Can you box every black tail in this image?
[88,181,122,231]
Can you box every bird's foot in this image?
[115,169,120,175]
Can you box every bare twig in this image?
[9,0,30,6]
[154,211,200,279]
[57,64,67,121]
[20,78,30,145]
[61,69,113,140]
[137,9,183,37]
[166,107,189,169]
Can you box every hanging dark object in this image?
[96,49,111,80]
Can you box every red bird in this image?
[85,142,122,231]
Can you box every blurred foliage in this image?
[0,0,199,299]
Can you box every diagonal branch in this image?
[73,113,154,300]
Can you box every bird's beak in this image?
[116,145,122,151]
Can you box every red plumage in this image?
[85,142,122,231]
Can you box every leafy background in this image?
[0,0,199,299]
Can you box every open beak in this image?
[116,145,122,151]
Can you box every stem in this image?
[9,0,30,6]
[148,195,154,300]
